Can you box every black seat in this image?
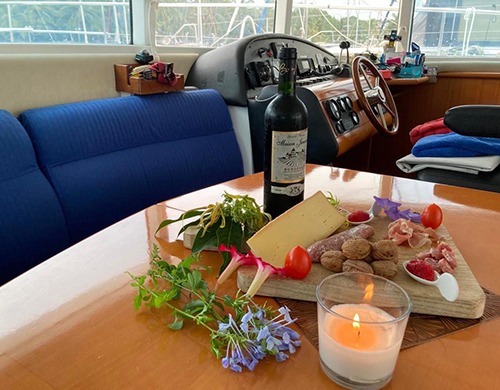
[416,105,500,193]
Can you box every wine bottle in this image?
[263,47,308,218]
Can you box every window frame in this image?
[0,0,498,61]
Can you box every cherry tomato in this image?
[421,203,443,229]
[283,246,312,280]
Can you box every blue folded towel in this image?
[412,132,500,158]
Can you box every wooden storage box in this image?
[114,64,185,95]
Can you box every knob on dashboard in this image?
[326,99,341,121]
[343,96,353,110]
[350,111,360,125]
[337,98,347,112]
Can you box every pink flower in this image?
[245,257,281,298]
[217,245,282,297]
[216,244,258,290]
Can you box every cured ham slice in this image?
[387,219,433,249]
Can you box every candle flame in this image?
[363,282,374,302]
[352,313,361,336]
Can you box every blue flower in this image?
[218,321,231,332]
[282,331,290,344]
[240,308,254,334]
[228,358,243,372]
[273,326,300,340]
[275,352,289,362]
[216,304,301,372]
[266,335,282,351]
[256,325,270,342]
[278,306,293,323]
[249,345,266,360]
[254,308,264,321]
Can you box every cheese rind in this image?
[247,191,346,268]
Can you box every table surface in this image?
[1,164,499,389]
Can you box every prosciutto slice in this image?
[387,218,433,249]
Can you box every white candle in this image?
[318,303,405,383]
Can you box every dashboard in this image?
[242,36,340,95]
[187,34,379,171]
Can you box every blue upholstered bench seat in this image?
[1,89,244,285]
[0,110,70,284]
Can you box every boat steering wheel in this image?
[352,56,399,136]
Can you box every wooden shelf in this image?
[386,76,429,86]
[114,64,185,95]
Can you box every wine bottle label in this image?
[271,183,304,196]
[271,129,307,184]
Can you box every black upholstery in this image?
[416,105,500,193]
[444,105,500,138]
[417,167,500,193]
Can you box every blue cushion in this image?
[412,132,500,157]
[0,110,70,285]
[20,90,244,244]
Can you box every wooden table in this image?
[1,165,499,389]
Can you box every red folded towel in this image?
[409,117,451,145]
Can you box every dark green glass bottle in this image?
[263,47,308,218]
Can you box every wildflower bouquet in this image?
[129,244,301,372]
[155,192,270,275]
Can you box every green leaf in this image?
[191,269,202,289]
[212,299,225,312]
[216,219,244,250]
[186,273,195,289]
[326,191,340,207]
[170,288,181,301]
[195,315,212,325]
[177,220,201,236]
[179,254,195,269]
[162,287,180,302]
[155,209,204,235]
[211,342,222,359]
[183,299,205,314]
[191,219,222,253]
[133,294,142,310]
[215,220,244,274]
[154,295,164,308]
[168,317,184,330]
[155,260,170,269]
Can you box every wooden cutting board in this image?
[237,216,486,319]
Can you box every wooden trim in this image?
[387,76,429,85]
[336,120,378,156]
[438,72,500,79]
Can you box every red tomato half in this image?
[284,246,312,280]
[421,203,443,229]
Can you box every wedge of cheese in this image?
[247,191,346,268]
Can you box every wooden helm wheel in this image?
[352,56,399,136]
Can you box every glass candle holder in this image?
[316,273,412,390]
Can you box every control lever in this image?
[339,41,351,64]
[333,64,352,78]
[336,41,352,77]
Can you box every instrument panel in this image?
[186,33,378,171]
[243,36,340,93]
